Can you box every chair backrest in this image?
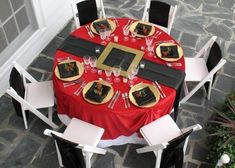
[160,129,193,168]
[51,133,86,168]
[9,67,26,118]
[71,0,106,28]
[142,0,177,34]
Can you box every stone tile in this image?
[0,143,5,152]
[199,163,213,168]
[184,83,206,105]
[1,136,40,168]
[204,13,233,20]
[0,130,17,142]
[30,56,53,73]
[174,18,206,35]
[205,89,225,108]
[215,74,235,93]
[222,20,234,27]
[41,37,64,58]
[8,112,34,130]
[103,0,124,9]
[227,41,235,54]
[181,15,210,26]
[121,0,138,9]
[183,0,203,9]
[109,144,128,157]
[204,0,219,4]
[181,46,196,57]
[224,60,235,77]
[27,68,43,81]
[123,144,155,168]
[0,96,14,123]
[180,32,199,48]
[218,0,235,9]
[170,28,181,41]
[202,4,232,13]
[192,143,209,162]
[57,19,76,39]
[29,117,53,138]
[205,23,233,40]
[32,139,58,168]
[187,162,198,168]
[93,152,115,168]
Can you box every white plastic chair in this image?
[136,114,202,168]
[70,0,106,28]
[180,36,227,104]
[44,118,106,168]
[142,0,177,34]
[6,62,58,129]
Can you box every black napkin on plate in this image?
[160,45,179,58]
[85,82,111,103]
[134,23,152,36]
[132,86,156,106]
[93,20,111,33]
[58,61,79,78]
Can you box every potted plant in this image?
[206,91,235,167]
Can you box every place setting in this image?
[129,20,156,38]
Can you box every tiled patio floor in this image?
[0,0,235,167]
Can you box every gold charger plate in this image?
[54,60,84,82]
[129,21,155,38]
[156,42,184,62]
[90,18,116,34]
[129,83,160,108]
[82,80,114,105]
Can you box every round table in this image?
[53,18,185,146]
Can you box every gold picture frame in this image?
[96,42,144,78]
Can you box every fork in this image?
[87,25,95,37]
[74,81,87,96]
[85,25,93,38]
[125,92,130,108]
[122,93,127,109]
[63,78,84,87]
[166,62,182,67]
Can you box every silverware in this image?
[155,32,162,39]
[153,30,159,38]
[152,82,163,99]
[111,91,120,109]
[115,19,119,27]
[73,81,86,95]
[166,62,182,67]
[85,25,93,38]
[87,25,95,37]
[57,56,71,62]
[63,78,84,87]
[154,81,166,98]
[122,93,127,109]
[125,92,130,108]
[108,90,119,108]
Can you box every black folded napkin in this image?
[85,82,111,103]
[58,61,79,78]
[134,23,152,36]
[160,45,179,58]
[132,86,156,106]
[93,20,111,33]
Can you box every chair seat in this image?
[63,118,104,146]
[25,81,54,108]
[140,115,181,145]
[185,58,209,82]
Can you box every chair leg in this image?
[207,80,213,100]
[22,109,28,129]
[183,81,189,95]
[85,152,92,168]
[55,141,64,167]
[48,107,53,122]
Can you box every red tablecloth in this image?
[53,18,185,139]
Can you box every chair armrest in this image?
[76,144,106,155]
[181,124,202,133]
[136,143,168,154]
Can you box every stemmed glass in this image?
[99,29,107,45]
[89,56,97,73]
[122,26,129,41]
[112,65,121,83]
[127,71,135,86]
[145,36,154,57]
[130,29,137,43]
[130,65,139,81]
[83,55,90,70]
[105,28,111,41]
[105,69,112,82]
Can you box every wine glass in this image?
[105,69,112,82]
[145,36,154,57]
[99,29,106,45]
[122,26,129,41]
[130,65,139,81]
[105,28,111,41]
[130,29,137,43]
[89,56,97,73]
[83,55,90,70]
[127,71,135,86]
[112,65,121,83]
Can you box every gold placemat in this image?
[156,43,184,62]
[90,18,116,34]
[129,21,155,38]
[82,80,114,104]
[54,60,84,81]
[129,83,160,108]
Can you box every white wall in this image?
[0,0,73,96]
